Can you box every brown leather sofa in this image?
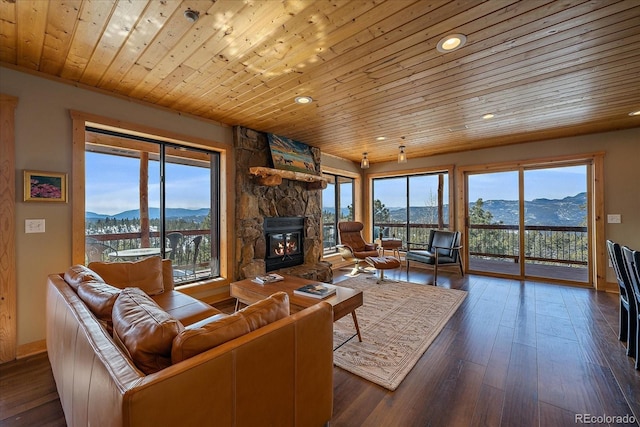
[46,258,333,427]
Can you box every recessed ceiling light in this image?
[629,110,640,116]
[436,34,467,53]
[294,96,313,104]
[482,113,495,119]
[376,136,386,141]
[184,9,199,23]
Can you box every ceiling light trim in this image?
[437,33,467,53]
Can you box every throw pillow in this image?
[113,287,184,375]
[239,291,290,331]
[89,256,164,296]
[171,313,250,363]
[64,264,105,291]
[170,291,290,363]
[77,280,121,322]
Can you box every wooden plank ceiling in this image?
[1,0,639,164]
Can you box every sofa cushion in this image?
[64,264,105,291]
[89,256,164,296]
[171,292,290,363]
[151,290,221,326]
[77,280,121,322]
[113,287,184,375]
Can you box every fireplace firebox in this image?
[264,217,304,271]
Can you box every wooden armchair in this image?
[405,230,464,285]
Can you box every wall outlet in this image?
[607,214,621,224]
[25,219,45,233]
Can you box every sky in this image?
[372,165,586,207]
[85,152,211,215]
[87,152,586,214]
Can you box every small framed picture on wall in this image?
[24,170,68,203]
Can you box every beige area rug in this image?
[332,276,467,391]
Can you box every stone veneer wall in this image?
[234,126,332,282]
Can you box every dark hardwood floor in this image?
[1,268,638,427]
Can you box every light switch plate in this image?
[25,219,45,233]
[607,214,621,224]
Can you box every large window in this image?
[372,172,450,244]
[322,173,354,254]
[84,127,220,284]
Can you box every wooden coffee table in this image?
[230,275,363,343]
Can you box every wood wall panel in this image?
[0,94,18,363]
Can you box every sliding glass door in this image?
[523,165,588,282]
[465,163,590,284]
[467,171,520,276]
[85,128,220,284]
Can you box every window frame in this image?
[84,127,220,283]
[364,165,455,243]
[371,170,453,244]
[322,172,355,255]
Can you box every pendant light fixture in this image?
[361,152,370,169]
[398,145,407,164]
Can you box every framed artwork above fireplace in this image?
[267,133,318,175]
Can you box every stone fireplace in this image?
[234,126,332,282]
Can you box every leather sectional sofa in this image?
[46,257,333,427]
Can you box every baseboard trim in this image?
[17,340,46,359]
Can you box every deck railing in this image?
[86,229,215,282]
[325,222,588,267]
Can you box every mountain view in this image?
[86,208,210,222]
[89,193,587,227]
[328,192,587,227]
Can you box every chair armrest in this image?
[337,244,354,252]
[431,245,463,250]
[364,243,378,251]
[406,241,429,250]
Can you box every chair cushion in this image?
[113,287,184,375]
[64,264,106,291]
[365,256,401,269]
[89,256,165,296]
[353,249,381,259]
[405,250,455,264]
[171,292,290,363]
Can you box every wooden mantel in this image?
[249,167,328,190]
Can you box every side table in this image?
[378,238,403,265]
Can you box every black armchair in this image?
[405,230,464,285]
